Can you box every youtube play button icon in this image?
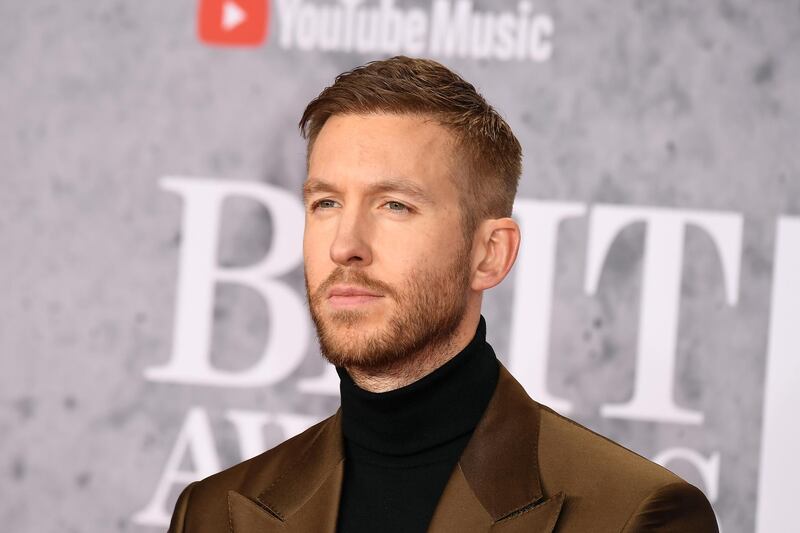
[198,0,268,46]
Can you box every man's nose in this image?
[330,208,372,266]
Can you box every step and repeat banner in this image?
[2,1,798,532]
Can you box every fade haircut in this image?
[299,56,522,241]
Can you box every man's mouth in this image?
[327,284,384,308]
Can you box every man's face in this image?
[302,113,474,370]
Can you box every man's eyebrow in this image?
[302,178,434,204]
[366,178,433,204]
[302,179,338,203]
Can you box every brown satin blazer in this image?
[168,365,719,532]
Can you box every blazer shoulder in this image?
[621,481,719,532]
[538,404,682,489]
[536,404,716,531]
[169,412,338,531]
[198,412,335,495]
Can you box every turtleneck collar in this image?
[336,315,499,457]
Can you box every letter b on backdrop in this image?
[145,177,308,387]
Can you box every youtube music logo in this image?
[196,0,554,62]
[198,0,268,46]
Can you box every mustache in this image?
[314,267,396,299]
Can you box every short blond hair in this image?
[299,56,522,238]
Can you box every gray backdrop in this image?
[2,0,799,532]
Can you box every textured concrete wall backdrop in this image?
[1,0,799,532]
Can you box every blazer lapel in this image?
[228,411,345,533]
[428,473,564,533]
[429,365,566,533]
[228,490,285,531]
[227,365,565,533]
[489,492,565,533]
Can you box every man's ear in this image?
[471,217,521,291]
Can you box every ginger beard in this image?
[305,237,473,372]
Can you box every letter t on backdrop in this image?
[585,205,742,425]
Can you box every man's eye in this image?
[312,199,338,210]
[384,201,410,212]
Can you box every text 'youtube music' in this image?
[198,0,554,61]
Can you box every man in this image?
[167,57,718,532]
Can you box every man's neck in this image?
[346,312,481,393]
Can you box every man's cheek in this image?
[303,233,329,267]
[302,261,324,296]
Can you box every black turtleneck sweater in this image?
[335,316,499,533]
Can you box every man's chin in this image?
[318,336,391,369]
[314,317,398,368]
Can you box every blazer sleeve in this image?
[167,481,197,533]
[621,481,719,533]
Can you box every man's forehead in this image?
[312,113,455,156]
[305,114,461,200]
